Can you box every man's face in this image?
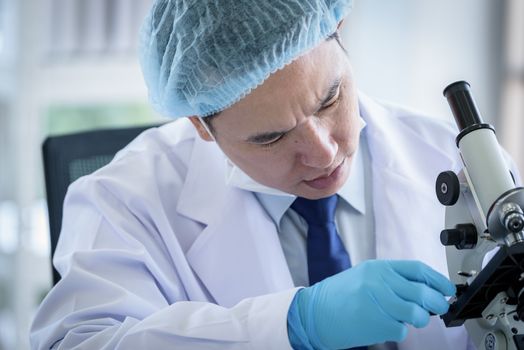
[196,39,360,200]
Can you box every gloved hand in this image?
[287,260,456,349]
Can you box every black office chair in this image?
[42,124,159,285]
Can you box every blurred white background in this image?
[0,0,523,349]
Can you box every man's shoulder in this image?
[67,118,201,205]
[359,96,460,181]
[116,118,198,160]
[361,94,460,169]
[379,99,457,143]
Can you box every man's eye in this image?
[322,94,341,110]
[259,134,285,148]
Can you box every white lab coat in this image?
[31,93,502,349]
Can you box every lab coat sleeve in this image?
[34,287,297,350]
[30,177,297,350]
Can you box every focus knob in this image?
[436,171,460,206]
[440,224,477,250]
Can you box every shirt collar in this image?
[255,118,367,228]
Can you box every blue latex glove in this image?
[288,260,456,349]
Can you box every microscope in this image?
[436,81,524,350]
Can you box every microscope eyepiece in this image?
[443,81,483,131]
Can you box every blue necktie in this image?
[291,195,351,285]
[292,195,367,350]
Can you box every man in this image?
[32,0,499,349]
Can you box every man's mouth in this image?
[303,158,346,190]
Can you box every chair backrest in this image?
[42,124,158,285]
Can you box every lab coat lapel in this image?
[178,137,294,307]
[359,95,473,349]
[360,94,455,276]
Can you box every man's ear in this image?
[188,116,215,142]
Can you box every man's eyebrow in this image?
[245,77,342,144]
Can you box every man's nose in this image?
[298,121,338,169]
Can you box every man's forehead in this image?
[261,42,338,91]
[214,41,345,133]
[245,46,340,106]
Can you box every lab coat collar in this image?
[177,134,294,306]
[337,125,367,214]
[176,135,228,225]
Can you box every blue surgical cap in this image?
[139,0,353,118]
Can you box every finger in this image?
[390,322,409,343]
[374,281,431,329]
[369,315,409,344]
[388,260,456,296]
[384,271,450,315]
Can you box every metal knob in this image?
[440,224,477,250]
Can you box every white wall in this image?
[342,0,503,125]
